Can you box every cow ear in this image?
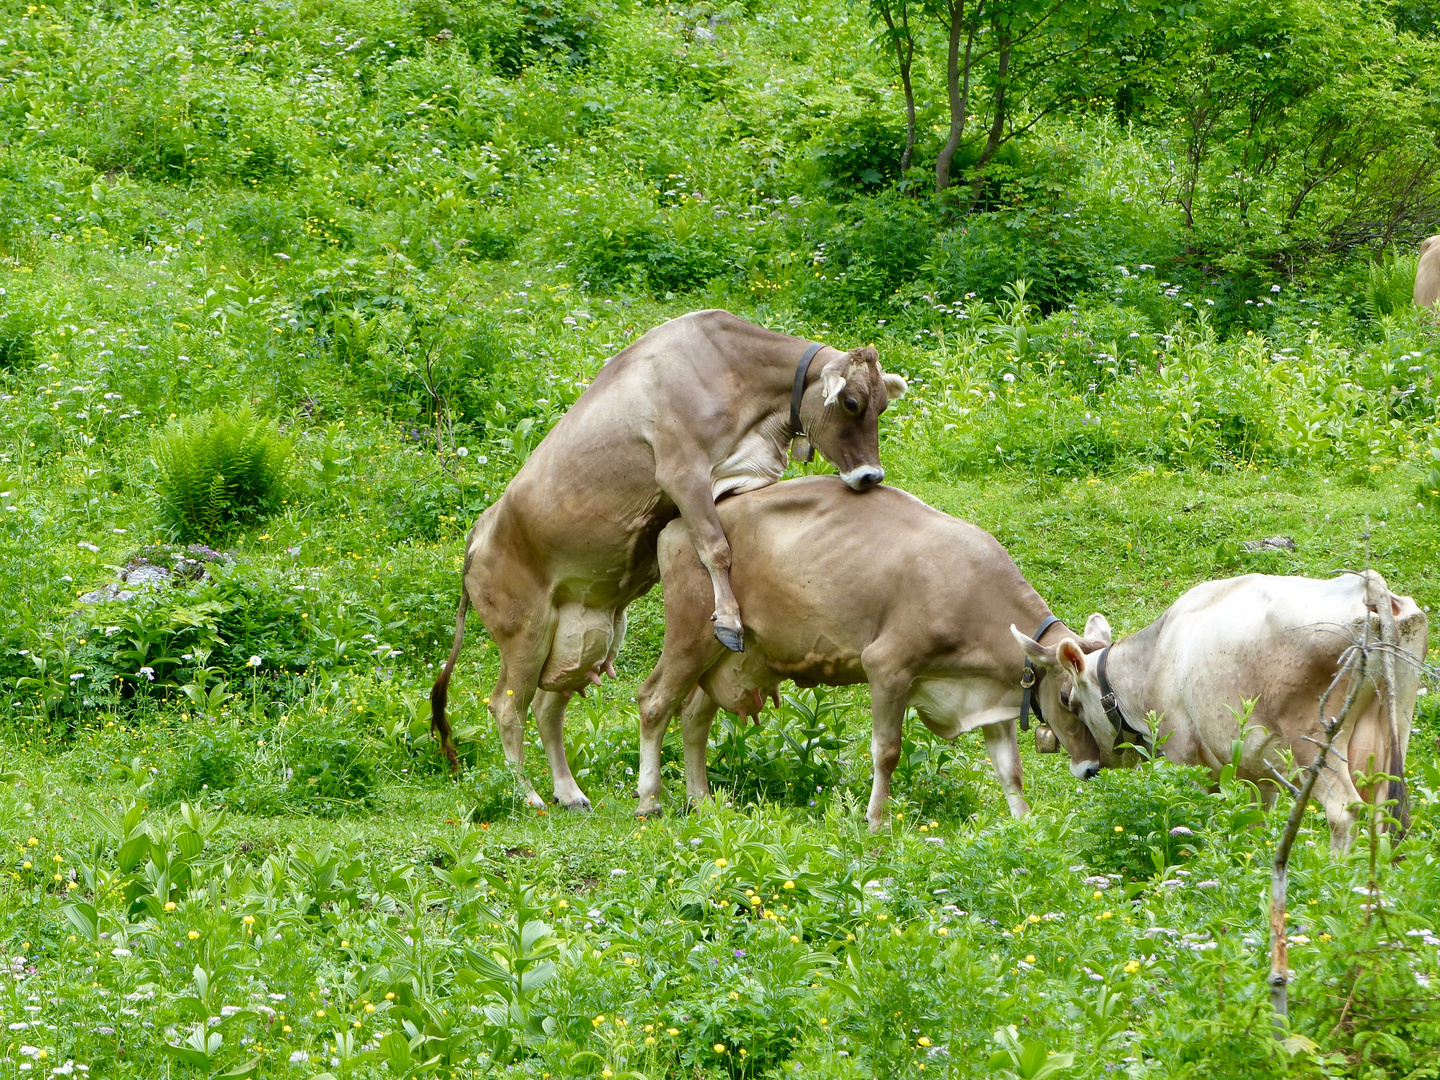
[1010,625,1056,665]
[1084,613,1112,645]
[1056,638,1087,677]
[882,372,908,400]
[821,366,847,407]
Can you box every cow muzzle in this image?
[841,465,884,491]
[1070,759,1101,781]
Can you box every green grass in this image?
[2,0,1440,1075]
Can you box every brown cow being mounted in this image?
[633,476,1102,830]
[430,311,906,810]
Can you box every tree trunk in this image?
[878,3,917,175]
[899,38,916,175]
[974,28,1011,170]
[934,0,973,192]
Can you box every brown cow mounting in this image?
[430,311,905,809]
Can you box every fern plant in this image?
[153,405,293,542]
[1364,252,1418,318]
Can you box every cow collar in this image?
[1096,644,1151,752]
[1018,614,1062,732]
[788,342,827,458]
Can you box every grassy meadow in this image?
[3,0,1440,1076]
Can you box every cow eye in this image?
[1059,687,1072,710]
[842,396,861,415]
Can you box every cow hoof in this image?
[714,624,744,653]
[561,794,593,813]
[635,805,663,819]
[524,791,548,810]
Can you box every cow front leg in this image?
[1314,760,1363,854]
[866,682,910,832]
[981,719,1030,818]
[681,687,720,806]
[658,471,744,652]
[534,689,590,811]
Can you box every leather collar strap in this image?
[1096,645,1147,749]
[790,342,826,437]
[1018,614,1062,732]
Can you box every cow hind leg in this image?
[680,688,720,807]
[635,662,710,816]
[489,628,554,811]
[534,690,590,811]
[981,719,1030,819]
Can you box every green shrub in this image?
[706,689,857,808]
[1365,251,1419,318]
[570,203,732,294]
[797,193,937,318]
[286,736,377,812]
[223,195,301,258]
[462,762,524,822]
[0,309,37,370]
[890,725,982,822]
[1078,758,1216,879]
[416,0,602,75]
[153,730,245,801]
[810,112,906,193]
[152,405,293,542]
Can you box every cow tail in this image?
[1368,571,1409,834]
[429,576,470,774]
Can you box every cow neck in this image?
[789,341,826,437]
[1017,611,1091,733]
[1018,614,1061,733]
[1094,616,1165,752]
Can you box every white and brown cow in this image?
[430,311,906,809]
[1013,572,1428,852]
[634,476,1099,829]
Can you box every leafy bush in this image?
[462,762,524,822]
[286,736,377,812]
[1365,251,1419,318]
[797,193,937,318]
[152,405,293,542]
[923,205,1167,312]
[222,195,300,258]
[416,0,602,74]
[1078,758,1216,879]
[706,689,857,808]
[810,112,906,193]
[0,308,38,370]
[571,211,732,295]
[890,725,982,822]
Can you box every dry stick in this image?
[1268,624,1369,1034]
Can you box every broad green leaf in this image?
[118,834,151,872]
[215,1057,260,1079]
[162,1044,211,1070]
[62,901,99,943]
[176,830,204,860]
[381,1031,412,1074]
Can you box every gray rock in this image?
[122,564,172,589]
[79,584,136,604]
[1242,535,1296,552]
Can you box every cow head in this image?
[1010,615,1127,778]
[801,346,906,491]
